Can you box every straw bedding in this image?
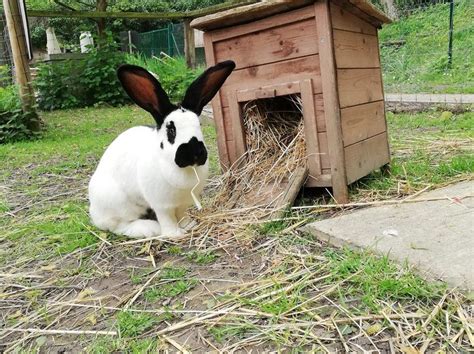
[189,95,307,248]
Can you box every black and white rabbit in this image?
[88,61,236,238]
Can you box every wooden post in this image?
[184,19,196,69]
[314,0,349,203]
[3,0,39,131]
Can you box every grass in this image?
[351,110,473,199]
[0,105,472,351]
[379,0,474,93]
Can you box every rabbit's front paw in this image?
[162,226,185,237]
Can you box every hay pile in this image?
[189,95,307,248]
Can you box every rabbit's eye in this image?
[160,142,164,149]
[166,121,176,144]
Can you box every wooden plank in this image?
[376,31,391,160]
[184,19,196,68]
[306,172,332,187]
[330,3,376,35]
[222,107,233,139]
[228,91,247,164]
[204,33,230,169]
[337,68,383,108]
[347,0,392,24]
[236,81,301,102]
[273,167,309,216]
[29,1,259,20]
[191,0,314,31]
[219,55,322,108]
[301,79,322,176]
[191,0,390,31]
[341,100,385,147]
[318,132,330,170]
[344,132,390,184]
[225,139,238,168]
[210,5,315,42]
[314,94,326,132]
[314,0,349,203]
[334,30,380,68]
[27,10,186,19]
[330,0,386,28]
[214,18,318,70]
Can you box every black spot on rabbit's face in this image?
[166,121,176,144]
[174,137,207,168]
[160,142,163,149]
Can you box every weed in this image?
[144,279,197,302]
[88,337,158,353]
[116,311,164,338]
[209,322,254,343]
[166,245,183,255]
[161,266,188,279]
[186,251,218,264]
[324,248,446,311]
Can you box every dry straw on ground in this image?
[188,95,307,249]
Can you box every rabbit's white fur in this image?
[89,109,208,238]
[88,61,235,239]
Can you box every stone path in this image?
[303,181,474,290]
[385,93,474,104]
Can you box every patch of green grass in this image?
[186,250,218,264]
[208,322,254,343]
[161,266,188,279]
[351,111,473,197]
[0,201,98,266]
[0,106,219,177]
[89,337,158,353]
[324,248,446,311]
[256,220,289,235]
[116,311,166,338]
[144,278,197,302]
[166,245,184,256]
[380,0,474,93]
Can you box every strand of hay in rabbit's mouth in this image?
[188,95,307,249]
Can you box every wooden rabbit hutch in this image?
[191,0,392,203]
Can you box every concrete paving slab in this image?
[303,181,474,290]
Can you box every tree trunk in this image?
[2,0,39,131]
[96,0,107,40]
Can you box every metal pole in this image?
[128,30,132,54]
[447,0,454,68]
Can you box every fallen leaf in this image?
[77,288,97,301]
[40,264,57,272]
[36,336,47,347]
[366,323,383,336]
[85,313,97,325]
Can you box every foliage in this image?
[0,86,38,144]
[116,311,161,337]
[125,54,203,103]
[379,0,474,93]
[25,0,228,48]
[35,37,128,110]
[0,65,11,87]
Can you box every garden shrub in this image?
[0,65,11,87]
[35,38,129,110]
[0,86,38,143]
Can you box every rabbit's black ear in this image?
[117,64,176,128]
[181,60,236,116]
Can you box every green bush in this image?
[0,86,38,143]
[125,54,204,103]
[0,65,11,87]
[35,38,129,110]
